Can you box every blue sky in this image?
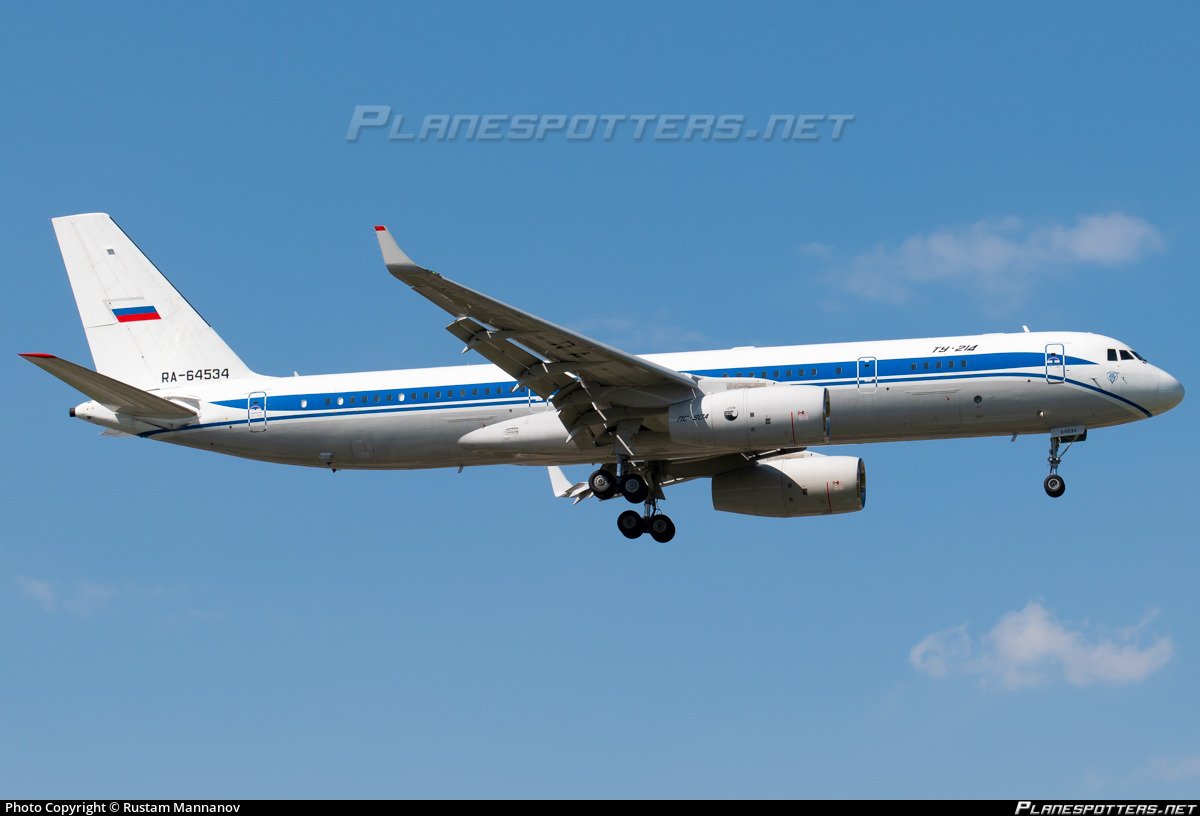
[3,2,1198,798]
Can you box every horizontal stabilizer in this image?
[20,353,197,423]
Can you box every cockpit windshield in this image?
[1107,348,1148,362]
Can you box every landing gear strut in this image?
[1043,433,1079,498]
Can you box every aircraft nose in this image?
[1156,372,1184,413]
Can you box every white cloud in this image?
[16,575,57,611]
[815,212,1163,305]
[13,575,118,615]
[1139,754,1200,782]
[910,601,1173,690]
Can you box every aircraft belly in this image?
[827,376,1138,444]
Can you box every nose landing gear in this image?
[1043,428,1085,498]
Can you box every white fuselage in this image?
[70,330,1182,470]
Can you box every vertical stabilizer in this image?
[51,213,254,389]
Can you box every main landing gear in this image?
[589,464,676,542]
[588,467,649,504]
[617,509,676,543]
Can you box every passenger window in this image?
[472,388,478,396]
[786,370,791,377]
[461,389,466,397]
[349,396,356,404]
[948,360,954,368]
[810,368,816,376]
[773,370,779,378]
[434,391,440,398]
[836,367,842,375]
[760,371,767,378]
[923,362,930,370]
[374,395,380,403]
[422,392,428,399]
[337,397,344,406]
[398,393,405,402]
[960,359,967,368]
[325,398,331,406]
[935,361,941,369]
[910,363,917,371]
[300,399,308,408]
[1120,350,1134,361]
[1107,349,1118,362]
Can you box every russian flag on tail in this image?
[112,305,161,323]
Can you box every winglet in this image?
[373,224,421,272]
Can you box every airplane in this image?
[22,213,1185,542]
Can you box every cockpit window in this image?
[1119,350,1134,361]
[1107,349,1118,362]
[1132,350,1147,362]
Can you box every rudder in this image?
[52,213,254,389]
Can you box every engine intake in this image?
[711,454,866,517]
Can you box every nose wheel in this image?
[1043,473,1066,498]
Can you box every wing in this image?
[375,226,699,447]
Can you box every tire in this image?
[1043,474,1066,498]
[589,468,618,500]
[648,515,676,543]
[620,473,649,504]
[617,510,645,539]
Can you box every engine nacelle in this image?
[711,454,865,518]
[668,385,829,451]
